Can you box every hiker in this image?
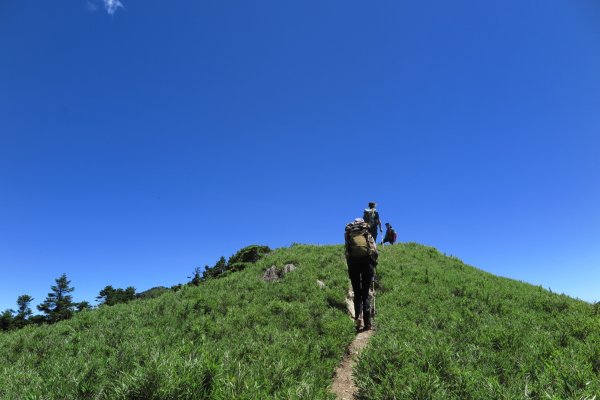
[363,202,382,243]
[345,218,378,332]
[382,223,397,245]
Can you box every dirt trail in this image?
[331,288,375,400]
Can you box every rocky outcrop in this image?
[262,264,297,282]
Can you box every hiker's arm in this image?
[344,232,350,259]
[368,235,379,264]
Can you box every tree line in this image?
[0,273,139,332]
[1,245,271,332]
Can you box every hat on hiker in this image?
[385,223,391,227]
[368,202,376,208]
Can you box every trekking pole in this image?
[371,276,376,321]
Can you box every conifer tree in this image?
[0,309,14,331]
[203,258,227,279]
[96,285,116,305]
[215,256,227,275]
[96,285,136,306]
[189,266,202,286]
[14,294,34,328]
[37,273,75,323]
[76,301,92,312]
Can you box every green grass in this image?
[2,243,598,399]
[356,243,600,399]
[0,245,354,400]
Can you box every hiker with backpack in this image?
[363,202,382,243]
[382,223,397,245]
[345,218,378,332]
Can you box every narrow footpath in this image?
[331,288,375,400]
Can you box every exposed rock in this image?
[283,264,296,274]
[262,266,280,282]
[262,264,297,282]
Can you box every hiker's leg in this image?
[347,263,362,319]
[370,226,378,242]
[361,263,375,328]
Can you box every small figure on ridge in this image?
[382,223,397,245]
[363,202,382,243]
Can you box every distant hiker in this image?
[382,223,397,245]
[363,202,382,243]
[345,218,378,332]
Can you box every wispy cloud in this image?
[103,0,124,15]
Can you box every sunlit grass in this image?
[356,243,600,399]
[1,243,597,399]
[0,245,354,400]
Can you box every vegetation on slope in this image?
[0,245,273,333]
[0,245,354,400]
[2,242,598,399]
[356,243,600,399]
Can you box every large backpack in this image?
[363,208,377,228]
[345,221,377,259]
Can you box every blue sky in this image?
[1,0,599,311]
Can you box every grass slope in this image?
[357,243,600,399]
[0,245,354,400]
[2,243,598,400]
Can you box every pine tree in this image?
[0,309,14,331]
[189,266,202,286]
[14,294,34,328]
[204,257,228,279]
[37,273,75,323]
[96,285,116,305]
[76,301,92,312]
[96,285,136,306]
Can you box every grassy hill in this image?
[1,243,598,399]
[0,245,354,400]
[357,243,600,399]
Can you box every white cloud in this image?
[103,0,124,15]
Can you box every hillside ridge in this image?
[0,243,598,399]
